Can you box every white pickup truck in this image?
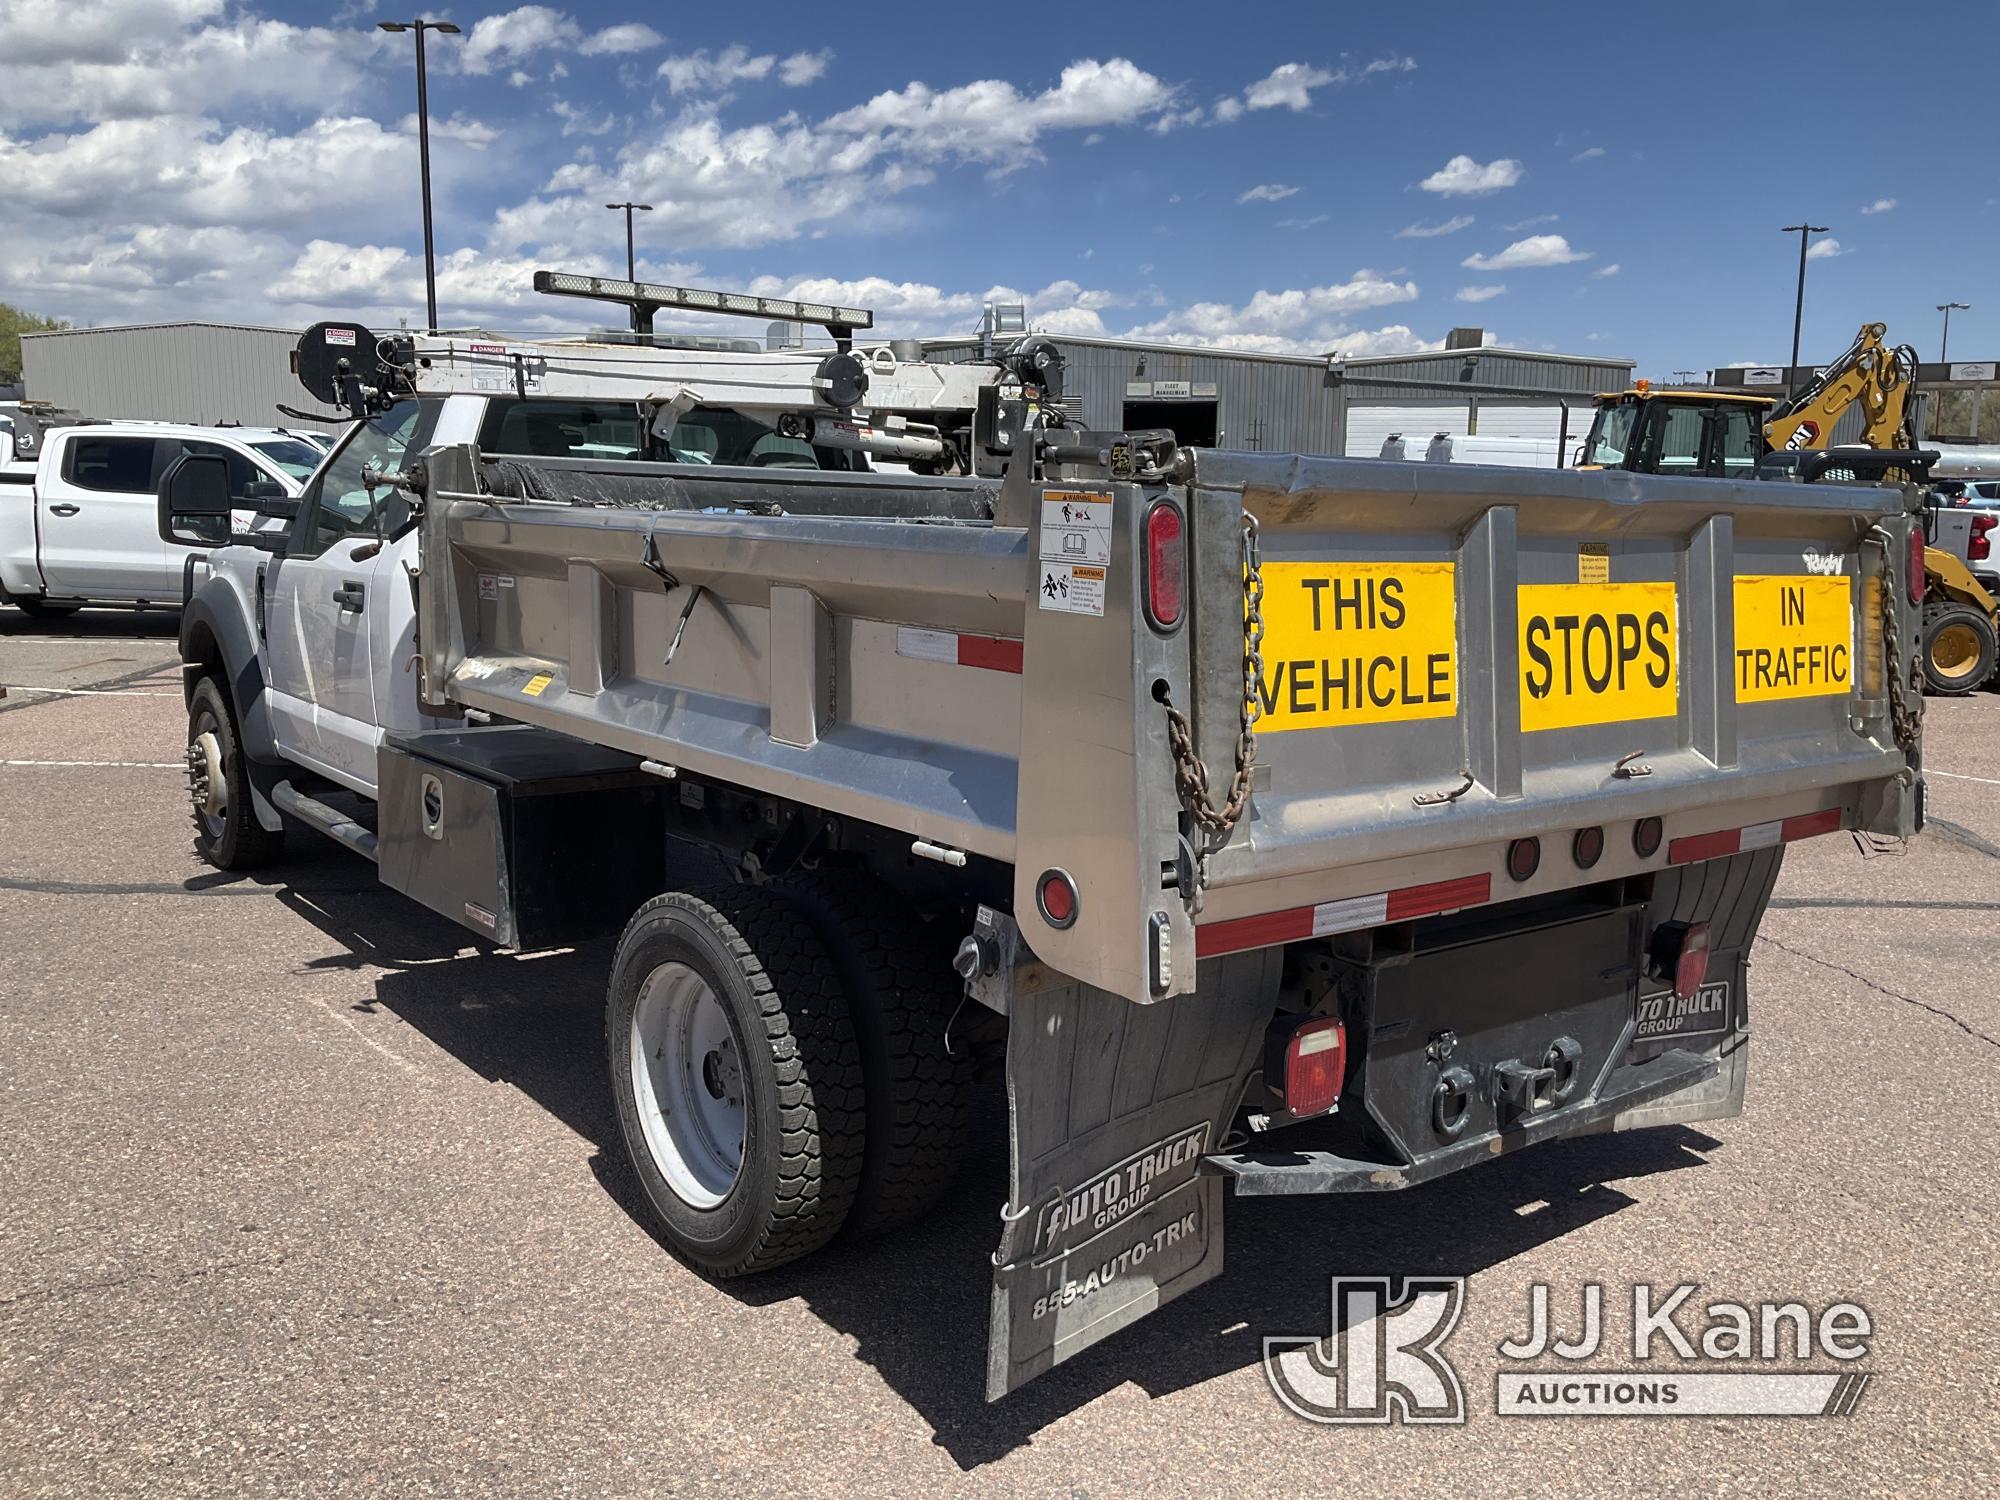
[0,412,321,616]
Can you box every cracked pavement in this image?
[1,609,1996,1498]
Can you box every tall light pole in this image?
[379,19,461,334]
[1780,221,1829,396]
[605,202,654,330]
[1938,301,1971,365]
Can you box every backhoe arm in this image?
[1765,321,1919,452]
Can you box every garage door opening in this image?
[1123,400,1218,448]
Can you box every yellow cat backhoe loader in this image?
[1579,322,1997,694]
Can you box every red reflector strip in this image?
[895,627,1023,674]
[1196,872,1493,958]
[1669,807,1846,865]
[1781,806,1844,842]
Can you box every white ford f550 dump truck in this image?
[161,279,1926,1400]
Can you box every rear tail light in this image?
[1143,500,1185,630]
[1633,816,1664,859]
[1971,515,1996,562]
[1035,868,1079,929]
[1275,1015,1347,1119]
[1907,526,1926,604]
[1650,919,1712,1000]
[1506,836,1541,883]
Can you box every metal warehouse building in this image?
[1331,330,1634,461]
[924,323,1633,462]
[20,321,340,434]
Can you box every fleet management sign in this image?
[1255,563,1852,733]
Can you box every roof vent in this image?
[1445,327,1485,351]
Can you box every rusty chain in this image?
[1873,525,1923,755]
[1160,510,1264,839]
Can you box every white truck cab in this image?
[1,417,321,616]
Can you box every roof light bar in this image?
[532,270,873,329]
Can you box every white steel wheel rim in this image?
[190,723,228,837]
[629,961,746,1210]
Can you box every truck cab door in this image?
[35,433,174,601]
[262,400,439,795]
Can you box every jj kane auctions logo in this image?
[1266,1279,1874,1423]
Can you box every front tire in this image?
[607,888,865,1276]
[186,675,285,869]
[1921,600,1998,695]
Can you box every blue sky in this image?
[2,0,1994,374]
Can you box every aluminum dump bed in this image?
[411,443,1923,1005]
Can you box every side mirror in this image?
[241,477,284,502]
[253,492,301,520]
[157,453,233,546]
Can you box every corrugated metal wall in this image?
[1335,350,1632,404]
[20,323,337,434]
[923,336,1337,453]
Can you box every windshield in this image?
[251,438,324,480]
[1582,402,1637,467]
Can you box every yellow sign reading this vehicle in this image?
[1732,575,1852,701]
[1518,581,1678,731]
[1256,561,1457,731]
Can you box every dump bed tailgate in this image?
[1181,453,1920,940]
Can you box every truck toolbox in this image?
[378,726,667,948]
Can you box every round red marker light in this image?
[1633,816,1664,859]
[1506,837,1541,883]
[1037,869,1079,929]
[1573,825,1605,869]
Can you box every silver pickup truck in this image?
[161,321,1926,1400]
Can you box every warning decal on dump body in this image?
[1255,561,1457,731]
[1037,491,1113,618]
[1733,575,1852,702]
[1518,581,1678,731]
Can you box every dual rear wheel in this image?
[606,875,971,1277]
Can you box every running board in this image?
[271,780,379,861]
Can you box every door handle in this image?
[332,581,366,612]
[47,503,80,517]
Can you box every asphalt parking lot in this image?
[2,608,1996,1498]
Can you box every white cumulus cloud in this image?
[1860,197,1895,215]
[1592,263,1620,278]
[1461,234,1591,270]
[1420,154,1523,196]
[1805,235,1843,260]
[1456,285,1506,303]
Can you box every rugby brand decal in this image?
[1517,582,1679,731]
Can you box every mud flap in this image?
[1612,845,1781,1134]
[985,950,1279,1400]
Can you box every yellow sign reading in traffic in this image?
[1256,561,1457,731]
[1733,575,1852,701]
[1518,581,1678,731]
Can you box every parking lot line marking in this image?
[1,759,182,769]
[1927,769,2000,787]
[0,685,181,697]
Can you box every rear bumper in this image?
[1205,1044,1718,1195]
